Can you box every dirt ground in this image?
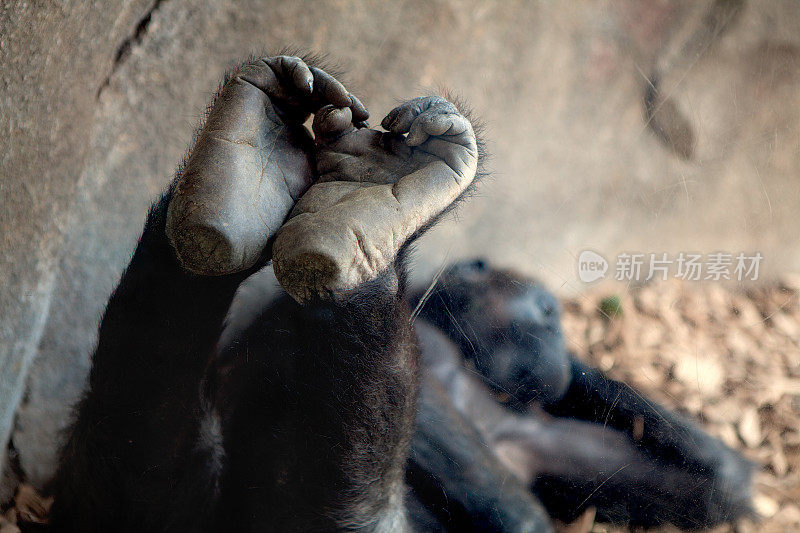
[1,277,798,531]
[558,278,800,533]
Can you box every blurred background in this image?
[1,1,799,530]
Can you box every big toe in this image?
[313,105,355,141]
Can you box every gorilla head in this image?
[416,258,572,407]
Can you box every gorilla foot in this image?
[166,55,368,275]
[273,96,479,302]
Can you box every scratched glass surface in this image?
[1,2,798,532]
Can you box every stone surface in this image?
[0,0,154,500]
[2,0,800,498]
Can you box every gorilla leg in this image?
[49,190,252,532]
[493,415,750,529]
[50,55,367,532]
[51,43,482,529]
[200,92,482,531]
[545,357,754,525]
[206,268,416,531]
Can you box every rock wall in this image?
[0,0,156,499]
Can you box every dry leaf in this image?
[673,355,724,396]
[753,493,780,518]
[738,407,763,448]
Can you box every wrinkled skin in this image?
[411,259,755,530]
[166,55,369,275]
[273,96,479,302]
[50,54,480,533]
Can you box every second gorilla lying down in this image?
[46,52,751,532]
[408,260,754,531]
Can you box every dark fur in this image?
[48,53,486,532]
[407,367,552,532]
[409,259,754,530]
[206,270,417,531]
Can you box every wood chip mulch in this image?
[558,277,800,533]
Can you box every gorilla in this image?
[40,52,752,532]
[408,259,754,531]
